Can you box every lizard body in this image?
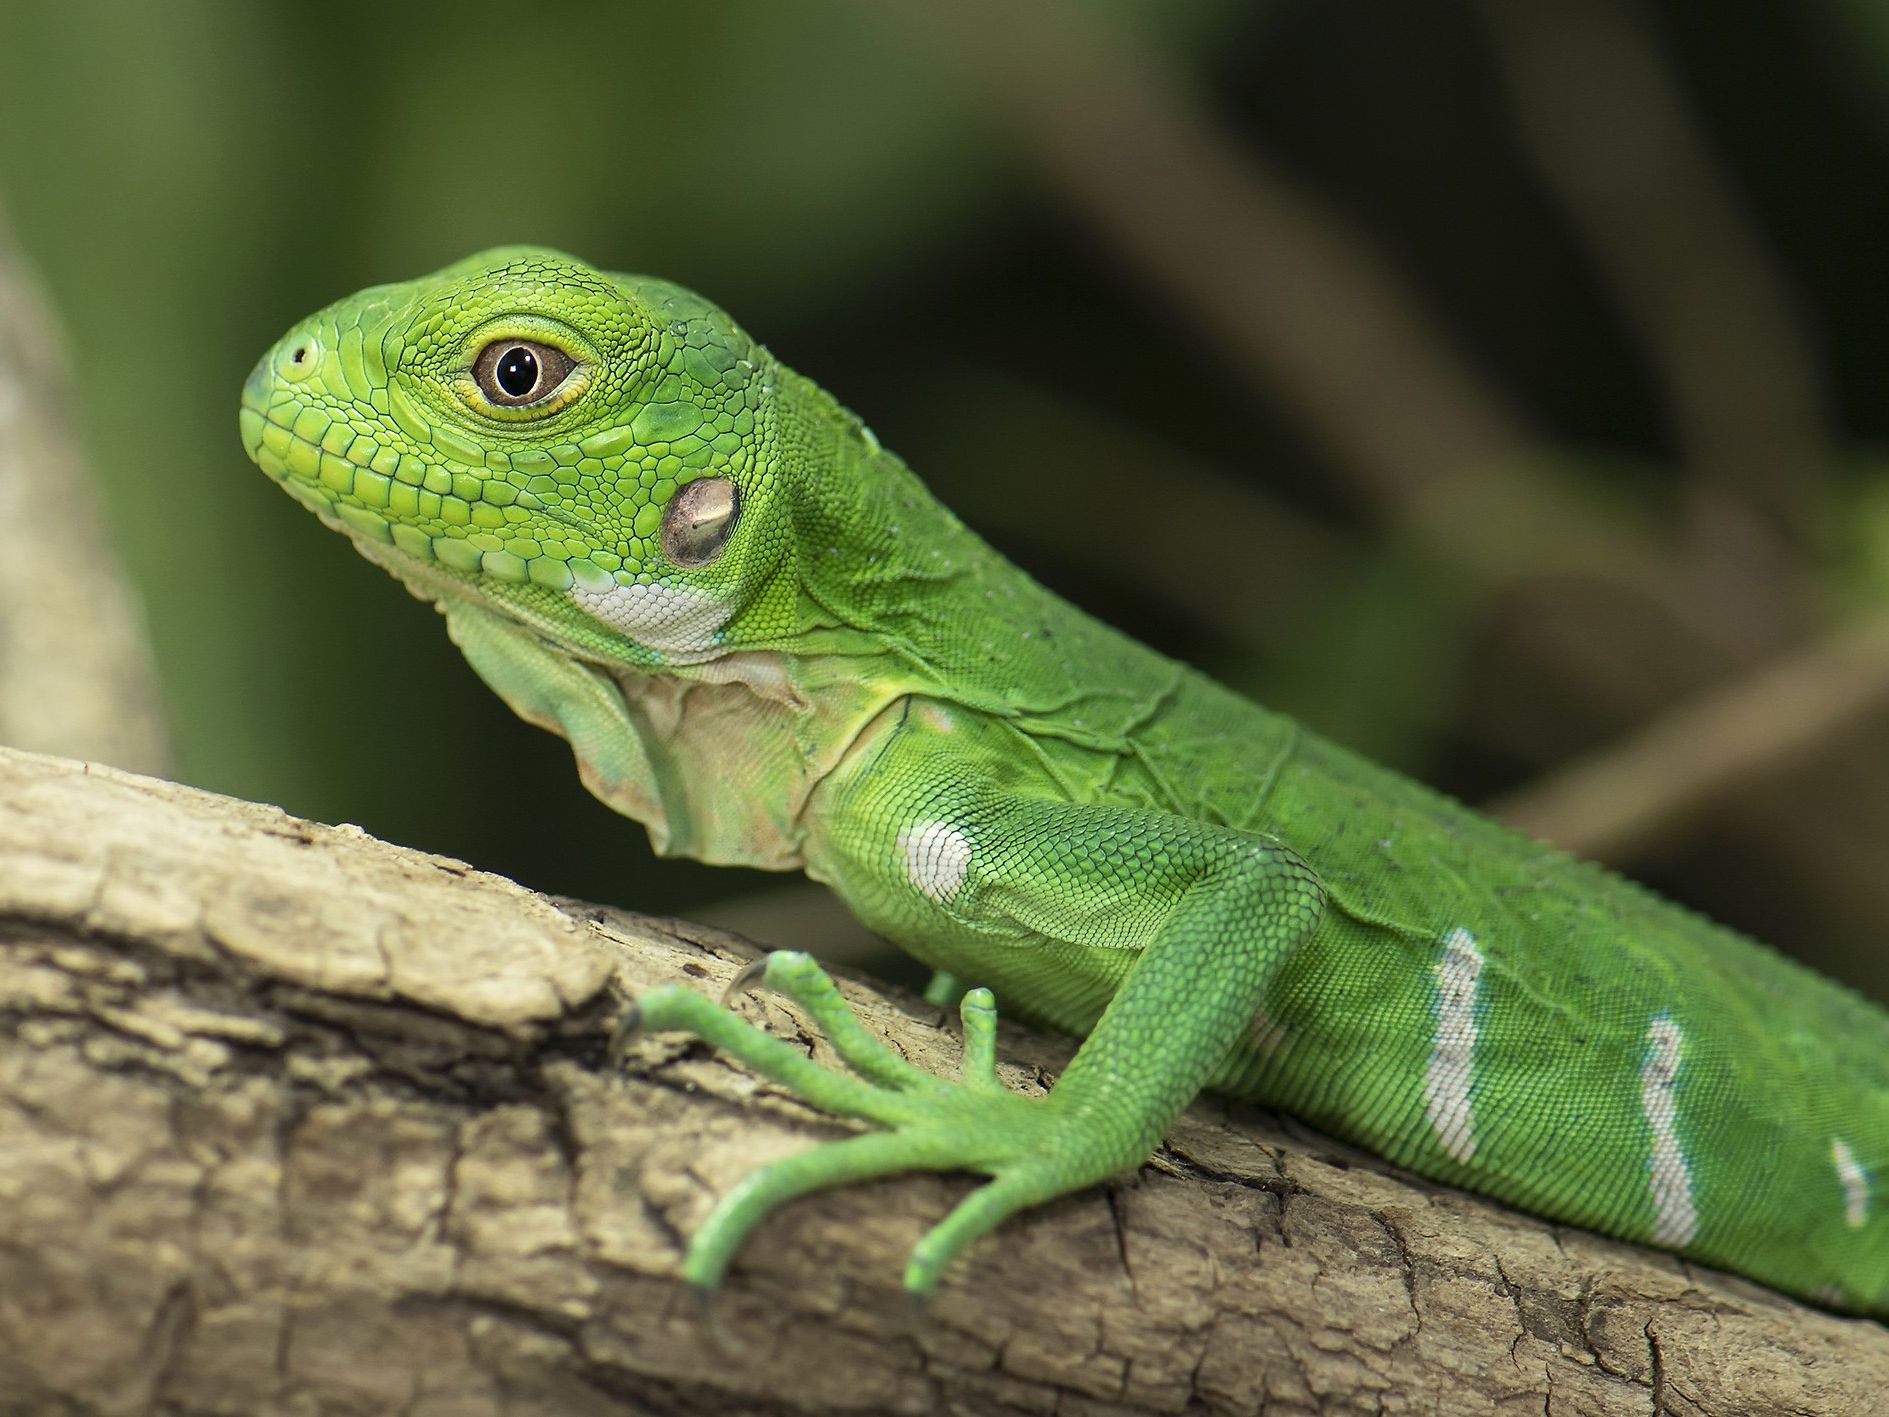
[242,248,1889,1312]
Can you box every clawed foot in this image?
[616,951,1099,1306]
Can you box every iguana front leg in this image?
[631,775,1325,1302]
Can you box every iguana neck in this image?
[770,365,1131,699]
[598,643,901,870]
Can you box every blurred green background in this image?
[4,0,1889,995]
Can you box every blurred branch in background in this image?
[875,0,1536,516]
[866,0,1780,653]
[869,0,1889,985]
[0,206,167,774]
[1473,0,1832,644]
[1466,0,1889,949]
[1490,609,1889,858]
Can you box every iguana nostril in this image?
[275,332,320,382]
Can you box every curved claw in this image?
[720,955,771,1009]
[721,951,933,1095]
[607,998,644,1068]
[684,1128,969,1292]
[904,1169,1062,1302]
[690,1281,743,1358]
[628,982,920,1124]
[905,1287,931,1340]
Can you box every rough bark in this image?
[1,745,1884,1416]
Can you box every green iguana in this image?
[240,247,1889,1314]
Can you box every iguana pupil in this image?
[495,346,538,397]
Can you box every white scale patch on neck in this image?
[1832,1138,1871,1229]
[898,821,972,904]
[572,580,727,655]
[1641,1012,1700,1248]
[1422,927,1483,1164]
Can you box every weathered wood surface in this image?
[1,744,1883,1415]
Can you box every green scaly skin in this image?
[242,247,1889,1313]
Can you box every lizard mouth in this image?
[240,387,732,665]
[238,373,613,593]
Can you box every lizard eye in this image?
[660,477,739,568]
[472,339,576,407]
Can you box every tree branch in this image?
[0,208,168,774]
[1,745,1882,1414]
[1474,0,1831,566]
[1488,610,1889,860]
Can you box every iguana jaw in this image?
[240,384,702,669]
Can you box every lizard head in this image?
[240,246,800,666]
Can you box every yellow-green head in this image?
[240,246,801,664]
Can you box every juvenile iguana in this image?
[240,247,1889,1313]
